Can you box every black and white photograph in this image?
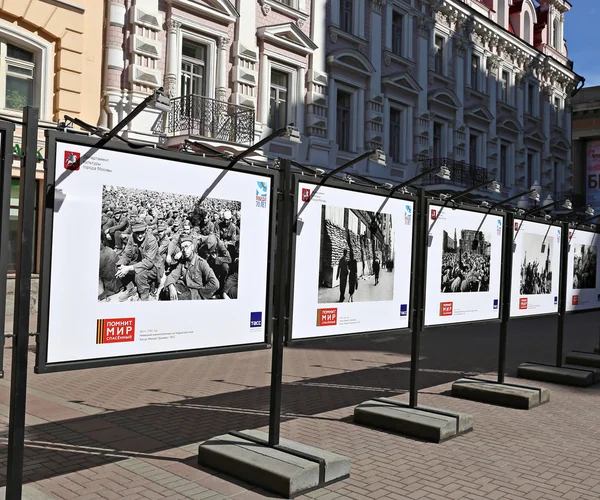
[519,233,553,295]
[440,229,491,293]
[573,243,597,290]
[318,205,395,303]
[98,185,241,302]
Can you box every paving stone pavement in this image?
[0,312,599,499]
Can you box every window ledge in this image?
[328,26,367,46]
[497,101,517,113]
[0,109,53,127]
[429,70,454,86]
[383,50,415,69]
[524,112,541,123]
[262,0,308,21]
[466,87,488,99]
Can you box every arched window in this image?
[553,18,559,49]
[523,11,531,44]
[498,0,506,28]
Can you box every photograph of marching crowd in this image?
[572,243,597,290]
[441,229,491,293]
[519,233,553,295]
[98,185,241,302]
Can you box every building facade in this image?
[0,0,104,273]
[103,0,581,203]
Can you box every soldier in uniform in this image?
[164,235,219,300]
[115,219,163,301]
[199,233,232,296]
[156,221,170,266]
[105,210,130,250]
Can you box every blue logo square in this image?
[400,304,408,317]
[250,312,262,328]
[493,299,499,310]
[554,296,558,304]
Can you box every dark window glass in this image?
[392,12,403,56]
[337,90,352,151]
[390,108,402,162]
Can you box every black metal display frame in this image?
[0,120,15,378]
[284,173,418,345]
[35,131,278,374]
[421,199,507,331]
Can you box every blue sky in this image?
[564,0,600,87]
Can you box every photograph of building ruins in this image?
[318,205,395,304]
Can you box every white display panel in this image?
[424,205,504,326]
[291,182,414,339]
[566,229,600,312]
[45,141,272,365]
[510,220,561,317]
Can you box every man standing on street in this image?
[373,256,380,286]
[337,249,349,302]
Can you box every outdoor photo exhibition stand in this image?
[0,119,15,379]
[518,222,600,386]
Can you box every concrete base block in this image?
[0,485,54,499]
[354,398,472,443]
[517,362,596,387]
[451,378,550,409]
[565,351,600,369]
[197,430,350,499]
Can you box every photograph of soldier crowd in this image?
[98,185,241,302]
[317,205,395,304]
[441,229,491,293]
[572,243,597,290]
[519,233,553,295]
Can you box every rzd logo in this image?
[97,318,135,344]
[317,308,337,326]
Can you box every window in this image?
[527,152,535,188]
[389,108,402,163]
[336,90,352,151]
[434,36,444,74]
[500,144,508,186]
[552,18,559,49]
[470,55,480,91]
[498,0,506,28]
[8,178,38,272]
[526,83,535,115]
[2,43,35,110]
[274,0,293,5]
[554,161,560,192]
[500,70,509,103]
[553,97,561,126]
[524,11,531,44]
[269,69,289,130]
[433,122,443,158]
[340,0,353,33]
[469,135,478,165]
[180,39,207,97]
[392,12,403,56]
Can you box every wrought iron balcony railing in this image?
[166,94,255,145]
[419,158,488,189]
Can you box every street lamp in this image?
[386,163,451,197]
[446,178,501,203]
[489,188,540,210]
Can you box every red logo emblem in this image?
[96,318,135,344]
[301,188,311,202]
[519,298,528,310]
[440,302,453,316]
[514,222,519,232]
[572,295,579,306]
[317,308,337,326]
[64,151,81,171]
[431,209,437,220]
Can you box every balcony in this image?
[166,95,255,145]
[419,158,488,190]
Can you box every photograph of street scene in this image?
[441,229,491,293]
[519,233,553,295]
[98,185,241,302]
[572,243,597,290]
[318,205,394,303]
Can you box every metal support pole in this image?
[556,221,570,368]
[268,158,293,446]
[409,188,427,408]
[6,106,38,500]
[497,212,514,384]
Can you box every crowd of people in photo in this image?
[520,260,552,295]
[573,245,597,290]
[98,186,241,302]
[441,249,491,293]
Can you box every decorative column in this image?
[565,94,573,170]
[487,54,499,138]
[366,0,384,151]
[417,17,433,116]
[542,84,552,160]
[296,67,306,134]
[165,19,181,98]
[357,87,365,153]
[216,36,230,102]
[259,52,270,125]
[407,106,414,161]
[454,37,467,128]
[515,70,526,151]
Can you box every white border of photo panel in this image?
[566,229,600,312]
[45,141,273,364]
[510,220,561,317]
[424,205,504,327]
[291,182,414,340]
